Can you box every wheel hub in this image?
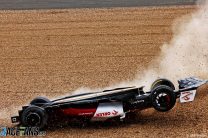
[26,112,41,126]
[156,92,170,108]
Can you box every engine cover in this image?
[91,102,124,121]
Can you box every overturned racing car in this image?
[11,77,208,129]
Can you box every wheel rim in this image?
[26,112,41,126]
[155,92,171,109]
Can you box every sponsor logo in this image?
[78,112,94,115]
[180,90,196,103]
[181,92,193,101]
[96,112,111,117]
[0,126,46,136]
[112,110,118,115]
[95,110,119,117]
[132,100,144,104]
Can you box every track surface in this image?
[0,6,208,138]
[0,0,197,10]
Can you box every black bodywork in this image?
[11,77,208,129]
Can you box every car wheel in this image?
[21,105,48,129]
[30,97,51,106]
[151,78,175,90]
[151,85,176,112]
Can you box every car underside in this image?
[11,77,208,129]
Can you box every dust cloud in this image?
[72,1,208,93]
[126,1,208,90]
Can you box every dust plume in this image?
[0,105,22,122]
[127,1,208,89]
[72,1,208,93]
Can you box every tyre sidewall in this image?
[151,79,175,90]
[30,97,51,106]
[151,85,176,112]
[21,105,48,129]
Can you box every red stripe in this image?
[62,108,96,116]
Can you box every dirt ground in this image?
[0,6,207,137]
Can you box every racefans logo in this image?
[0,126,46,136]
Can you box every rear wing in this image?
[178,77,208,92]
[177,77,207,103]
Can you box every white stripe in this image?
[54,87,137,103]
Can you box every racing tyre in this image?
[21,105,48,129]
[30,97,51,106]
[151,85,176,112]
[151,78,175,90]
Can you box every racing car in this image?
[11,77,208,129]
